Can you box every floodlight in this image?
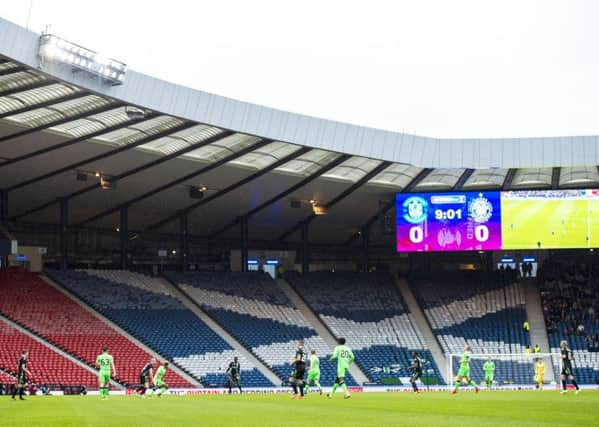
[39,34,127,86]
[125,106,145,120]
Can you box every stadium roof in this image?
[1,17,598,247]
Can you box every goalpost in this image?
[446,353,561,390]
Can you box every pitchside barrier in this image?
[22,384,599,397]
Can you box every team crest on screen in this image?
[469,193,493,223]
[402,196,427,224]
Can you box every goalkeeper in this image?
[534,358,545,390]
[483,356,495,389]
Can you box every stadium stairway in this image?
[276,278,370,385]
[41,275,199,387]
[394,275,449,384]
[521,278,555,383]
[166,271,358,386]
[0,368,17,384]
[48,269,273,387]
[409,271,533,385]
[0,313,120,389]
[162,278,281,386]
[285,271,444,385]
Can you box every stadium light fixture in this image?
[38,34,127,86]
[125,106,145,120]
[312,204,328,216]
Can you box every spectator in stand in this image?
[538,256,599,354]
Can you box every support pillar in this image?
[301,220,310,275]
[120,206,128,270]
[0,191,8,269]
[0,191,7,226]
[362,226,370,273]
[59,198,68,270]
[240,216,248,272]
[179,214,188,272]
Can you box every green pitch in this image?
[2,391,598,427]
[501,198,595,249]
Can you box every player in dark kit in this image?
[559,340,580,394]
[137,358,155,397]
[12,350,31,400]
[226,356,242,394]
[409,351,423,393]
[289,340,306,399]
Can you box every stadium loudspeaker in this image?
[289,200,301,209]
[189,187,205,200]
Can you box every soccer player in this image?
[304,350,322,395]
[327,337,354,399]
[409,351,423,393]
[534,358,545,390]
[559,340,580,394]
[137,358,155,397]
[452,345,479,394]
[11,350,30,400]
[151,362,169,397]
[226,356,242,394]
[289,340,306,399]
[483,356,495,389]
[96,346,116,399]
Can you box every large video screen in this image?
[396,189,599,252]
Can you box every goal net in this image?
[446,352,561,389]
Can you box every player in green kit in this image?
[451,345,479,394]
[304,350,323,395]
[151,362,169,397]
[483,356,495,389]
[327,337,354,399]
[96,346,116,399]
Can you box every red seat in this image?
[0,271,190,387]
[0,322,97,386]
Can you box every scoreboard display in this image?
[396,189,599,252]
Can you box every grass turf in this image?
[1,390,598,427]
[501,198,591,249]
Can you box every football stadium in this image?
[0,6,598,427]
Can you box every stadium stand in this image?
[284,271,443,384]
[409,270,533,384]
[48,269,273,387]
[0,370,17,385]
[0,268,190,387]
[0,320,98,387]
[539,258,599,384]
[166,271,356,386]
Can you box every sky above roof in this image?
[2,0,598,139]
